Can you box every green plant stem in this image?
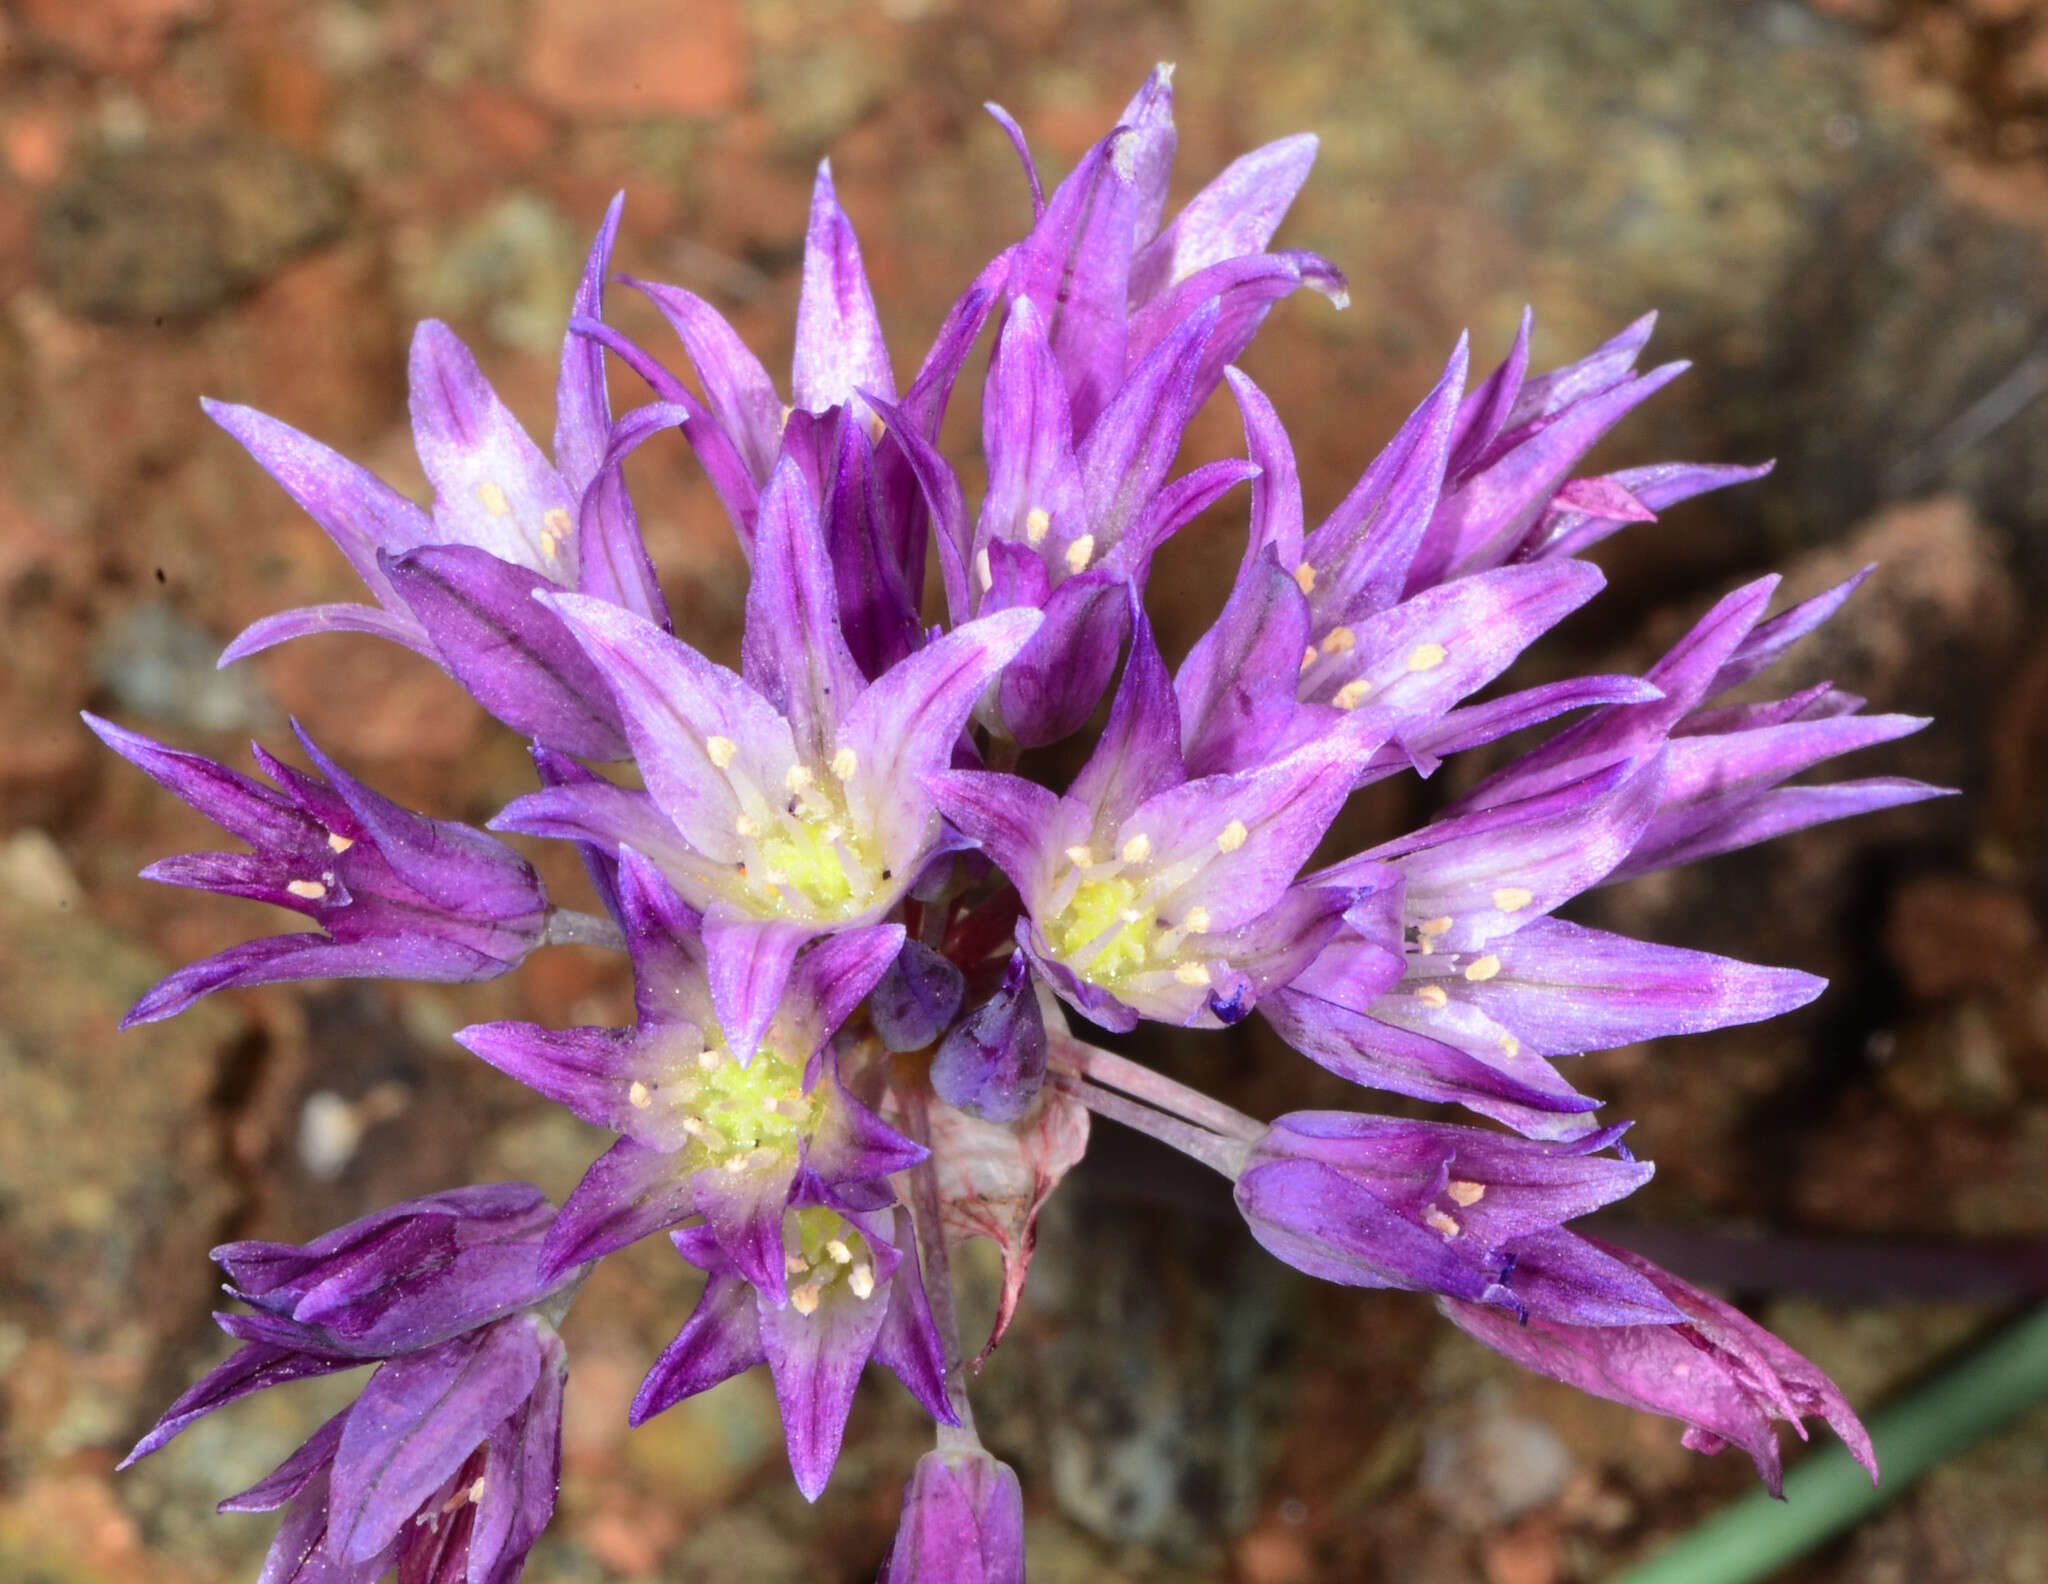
[1610,1303,2048,1584]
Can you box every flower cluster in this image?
[109,69,1927,1580]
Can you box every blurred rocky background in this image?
[5,1,2048,1580]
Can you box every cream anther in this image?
[1333,679,1373,710]
[1417,916,1454,937]
[1405,642,1447,672]
[1217,819,1248,853]
[476,481,510,517]
[824,1238,853,1265]
[1064,533,1096,574]
[1446,1180,1486,1206]
[975,547,993,593]
[1025,506,1051,545]
[785,764,815,793]
[697,1047,724,1072]
[1424,1208,1461,1239]
[1120,833,1152,864]
[1300,647,1320,673]
[1416,984,1450,1009]
[785,1251,811,1275]
[848,1262,875,1300]
[706,736,737,768]
[1321,626,1356,655]
[830,747,859,781]
[1293,561,1317,594]
[790,1281,823,1316]
[628,1081,652,1110]
[326,832,354,853]
[734,814,760,839]
[468,1477,486,1504]
[1498,1034,1521,1058]
[1492,886,1535,912]
[1064,844,1096,868]
[1173,962,1212,987]
[1463,955,1502,982]
[1183,906,1211,934]
[287,879,328,900]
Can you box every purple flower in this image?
[202,201,667,758]
[1266,758,1828,1136]
[931,610,1372,1031]
[122,1186,574,1584]
[85,715,547,1026]
[492,459,1040,972]
[880,1449,1026,1584]
[1235,1113,1677,1325]
[930,951,1048,1123]
[456,849,922,1298]
[1443,1235,1877,1496]
[631,1203,954,1501]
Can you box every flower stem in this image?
[1611,1302,2048,1584]
[543,908,626,950]
[901,1087,981,1447]
[1051,1074,1252,1179]
[1052,1037,1265,1142]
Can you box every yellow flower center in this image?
[1051,876,1155,984]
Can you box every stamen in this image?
[627,1080,652,1110]
[1025,506,1051,545]
[1320,626,1356,655]
[326,832,354,853]
[975,547,993,593]
[476,481,510,516]
[1333,679,1372,710]
[1492,886,1534,912]
[1415,984,1450,1009]
[735,814,760,839]
[1424,1208,1461,1238]
[1173,962,1212,987]
[467,1477,486,1504]
[1217,819,1248,853]
[786,1251,810,1275]
[706,736,737,768]
[1120,833,1151,864]
[824,1238,853,1265]
[1463,955,1502,982]
[1498,1034,1521,1058]
[785,764,814,793]
[544,507,573,540]
[287,879,327,900]
[697,1047,724,1072]
[1300,647,1320,673]
[1293,561,1317,594]
[790,1281,823,1316]
[1417,916,1454,937]
[847,1262,875,1300]
[1065,533,1095,574]
[830,747,859,781]
[1446,1180,1486,1206]
[1064,844,1096,868]
[1183,906,1211,934]
[1405,642,1447,672]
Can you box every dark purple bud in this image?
[870,939,968,1053]
[931,954,1046,1123]
[880,1448,1026,1584]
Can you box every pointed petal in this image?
[220,601,435,666]
[1302,338,1468,618]
[123,932,509,1028]
[693,1156,800,1303]
[573,399,674,630]
[1012,132,1141,435]
[761,1281,892,1500]
[84,714,310,850]
[123,1341,353,1467]
[203,398,434,609]
[455,1021,638,1129]
[1226,366,1304,567]
[925,772,1068,910]
[702,912,811,1065]
[982,103,1044,218]
[1615,778,1953,879]
[1075,300,1215,552]
[1068,604,1184,828]
[1176,549,1313,778]
[742,455,865,763]
[632,1268,767,1425]
[1129,132,1319,306]
[554,192,625,498]
[1115,65,1178,246]
[540,1138,693,1279]
[218,1409,350,1513]
[995,570,1125,748]
[793,161,895,414]
[976,296,1085,561]
[628,277,786,483]
[1711,566,1873,698]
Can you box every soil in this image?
[4,3,2048,1581]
